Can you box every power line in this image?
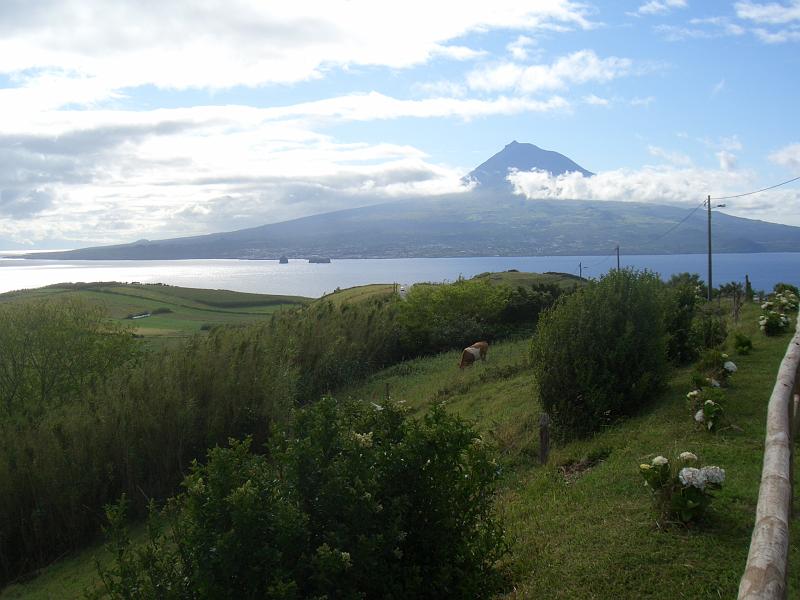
[711,175,800,201]
[649,200,706,243]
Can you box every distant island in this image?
[19,142,800,261]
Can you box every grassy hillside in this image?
[2,301,797,599]
[343,302,799,598]
[473,270,584,291]
[0,283,309,342]
[315,283,398,306]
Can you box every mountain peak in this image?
[466,141,593,190]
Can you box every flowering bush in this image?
[639,453,725,523]
[759,310,790,336]
[759,289,796,335]
[687,387,725,432]
[692,349,734,388]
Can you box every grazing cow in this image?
[459,341,489,369]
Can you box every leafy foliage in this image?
[690,304,728,350]
[92,398,508,600]
[733,332,753,355]
[531,269,669,440]
[639,454,725,523]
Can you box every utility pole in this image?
[579,262,583,279]
[706,195,727,302]
[707,195,712,302]
[615,245,620,270]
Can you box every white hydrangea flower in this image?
[679,452,698,462]
[724,361,737,373]
[353,431,374,447]
[652,456,669,466]
[686,390,700,399]
[694,409,705,423]
[710,378,721,388]
[678,467,706,490]
[700,466,725,485]
[704,399,716,406]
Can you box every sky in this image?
[1,0,799,248]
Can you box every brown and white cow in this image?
[459,341,489,369]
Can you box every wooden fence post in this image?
[738,312,800,599]
[539,413,551,465]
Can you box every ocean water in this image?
[0,253,796,298]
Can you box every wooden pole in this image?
[539,413,551,465]
[738,311,800,599]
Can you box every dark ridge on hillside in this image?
[465,141,594,189]
[23,192,800,260]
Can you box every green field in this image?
[2,284,798,598]
[0,283,310,342]
[472,270,585,290]
[342,303,800,598]
[315,283,398,306]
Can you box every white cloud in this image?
[711,79,726,96]
[716,150,738,170]
[508,166,755,205]
[734,1,800,43]
[0,0,595,111]
[769,142,800,170]
[507,36,537,61]
[635,0,688,16]
[583,94,610,106]
[259,92,571,122]
[630,96,656,106]
[699,135,743,152]
[735,1,800,24]
[466,50,633,94]
[432,45,487,61]
[752,26,800,42]
[648,145,693,166]
[507,163,800,224]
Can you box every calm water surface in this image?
[0,253,797,298]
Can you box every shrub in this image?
[663,280,699,364]
[759,309,790,336]
[690,387,726,432]
[639,453,725,523]
[692,349,734,388]
[93,398,508,599]
[690,304,728,350]
[734,332,753,355]
[774,282,799,296]
[396,279,510,354]
[531,269,669,440]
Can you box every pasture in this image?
[0,283,310,342]
[2,288,798,598]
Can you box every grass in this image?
[472,270,585,291]
[0,283,310,343]
[345,301,800,598]
[2,301,798,599]
[315,283,397,306]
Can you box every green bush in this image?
[690,304,728,350]
[774,282,799,296]
[396,279,510,354]
[531,269,669,440]
[93,398,508,599]
[0,320,296,583]
[734,332,753,355]
[663,281,699,364]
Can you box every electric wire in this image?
[649,199,706,243]
[711,175,800,201]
